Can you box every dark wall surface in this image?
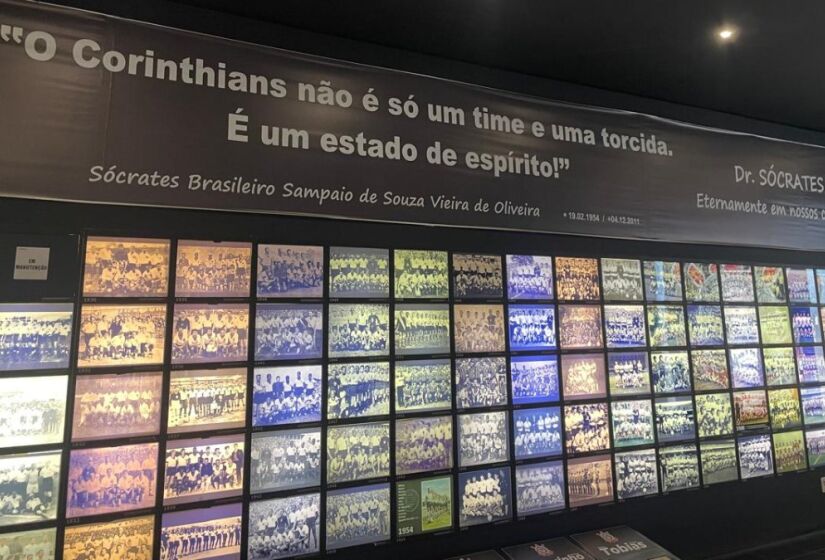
[10,2,825,557]
[2,197,824,560]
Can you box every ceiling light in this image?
[718,28,735,41]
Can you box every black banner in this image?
[3,1,825,251]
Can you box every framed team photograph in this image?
[458,411,509,467]
[397,475,453,536]
[615,448,658,499]
[802,385,825,425]
[658,444,700,492]
[250,427,321,494]
[0,527,56,560]
[452,253,503,299]
[558,304,603,349]
[607,352,651,396]
[326,483,391,550]
[252,364,322,427]
[394,250,449,299]
[604,305,646,348]
[691,349,729,391]
[395,304,451,355]
[453,304,506,354]
[510,355,560,404]
[611,399,655,448]
[456,356,508,409]
[601,258,643,301]
[651,351,691,394]
[655,396,696,443]
[555,257,600,301]
[72,371,162,442]
[395,359,452,413]
[63,515,155,560]
[256,244,323,298]
[247,494,320,560]
[729,348,765,388]
[786,267,818,303]
[773,430,807,473]
[733,390,769,430]
[567,455,614,507]
[327,361,390,419]
[754,266,787,303]
[515,460,565,516]
[818,269,825,303]
[643,260,683,301]
[796,346,825,384]
[168,367,246,433]
[329,246,390,299]
[254,303,323,361]
[513,406,562,459]
[326,421,390,484]
[83,236,170,297]
[175,240,252,298]
[561,354,607,400]
[508,304,556,351]
[792,306,823,343]
[328,303,390,358]
[700,439,738,486]
[506,254,553,300]
[687,305,724,346]
[0,303,73,372]
[395,415,453,475]
[160,502,242,560]
[0,375,66,448]
[696,393,734,438]
[171,304,249,364]
[458,466,512,527]
[66,442,158,518]
[563,402,610,454]
[647,305,687,347]
[758,306,792,345]
[724,306,760,345]
[684,262,720,302]
[768,387,802,429]
[77,304,166,368]
[763,347,798,386]
[807,427,825,467]
[721,264,755,302]
[0,451,60,527]
[738,434,774,479]
[163,434,245,506]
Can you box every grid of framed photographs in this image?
[2,238,825,559]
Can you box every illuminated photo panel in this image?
[643,260,682,302]
[506,255,553,300]
[72,371,162,442]
[458,467,512,527]
[601,258,643,301]
[168,367,246,433]
[252,364,322,427]
[163,435,244,506]
[66,443,157,518]
[452,253,503,299]
[257,244,323,298]
[77,304,165,368]
[161,503,242,560]
[250,427,321,494]
[83,236,170,297]
[394,250,449,299]
[555,257,599,301]
[0,303,73,372]
[175,240,252,298]
[329,246,390,299]
[0,375,67,448]
[684,262,720,302]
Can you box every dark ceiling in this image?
[161,0,825,135]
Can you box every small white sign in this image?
[14,246,50,281]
